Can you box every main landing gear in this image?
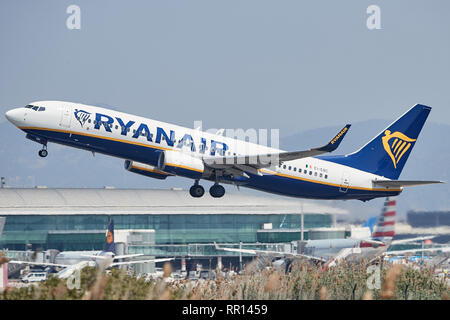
[209,183,225,198]
[189,180,225,198]
[38,145,48,158]
[189,180,205,198]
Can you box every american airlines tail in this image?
[371,197,396,244]
[324,104,431,180]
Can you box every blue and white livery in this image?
[5,101,443,199]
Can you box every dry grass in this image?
[1,261,448,300]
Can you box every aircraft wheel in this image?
[38,149,48,157]
[209,184,225,198]
[189,184,205,198]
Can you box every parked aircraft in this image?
[8,220,173,278]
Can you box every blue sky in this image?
[1,1,449,137]
[1,1,449,218]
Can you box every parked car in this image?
[200,270,217,280]
[21,272,47,283]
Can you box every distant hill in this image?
[0,118,448,220]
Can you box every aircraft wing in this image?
[80,254,104,260]
[372,180,444,188]
[353,238,387,246]
[384,247,450,256]
[390,236,436,245]
[80,253,144,260]
[203,125,351,172]
[113,253,144,260]
[8,260,70,268]
[214,242,326,262]
[110,257,174,267]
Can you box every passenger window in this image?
[314,172,317,176]
[293,167,296,172]
[115,125,118,130]
[283,165,286,169]
[88,119,91,123]
[309,171,312,175]
[304,170,307,174]
[325,174,328,179]
[288,166,291,170]
[320,173,323,178]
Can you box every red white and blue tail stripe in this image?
[371,197,396,243]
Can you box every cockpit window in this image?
[24,105,45,111]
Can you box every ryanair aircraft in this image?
[5,102,443,200]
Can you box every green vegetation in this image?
[1,262,448,300]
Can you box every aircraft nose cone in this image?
[5,108,23,125]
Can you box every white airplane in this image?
[8,220,174,278]
[5,101,443,199]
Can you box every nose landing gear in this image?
[38,145,48,158]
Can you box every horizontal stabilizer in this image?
[390,236,435,245]
[373,180,444,188]
[213,242,326,262]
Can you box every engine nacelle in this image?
[124,160,172,180]
[157,150,206,178]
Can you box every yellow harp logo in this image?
[106,230,113,244]
[382,130,416,168]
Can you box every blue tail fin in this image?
[331,104,431,179]
[104,219,116,254]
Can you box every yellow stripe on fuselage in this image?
[259,169,401,192]
[19,126,174,152]
[21,126,401,193]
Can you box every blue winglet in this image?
[317,124,351,152]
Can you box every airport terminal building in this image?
[0,188,347,268]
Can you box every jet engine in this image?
[156,150,207,178]
[124,160,172,180]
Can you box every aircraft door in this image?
[60,105,72,128]
[339,171,350,193]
